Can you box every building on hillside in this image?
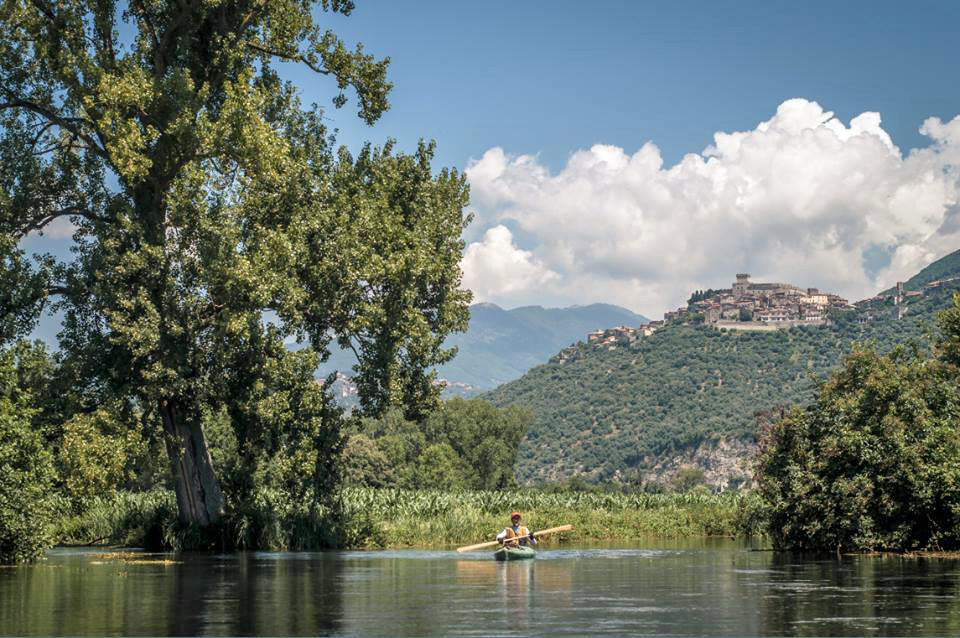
[610,325,639,338]
[586,324,652,346]
[756,307,790,323]
[666,273,847,328]
[925,276,960,290]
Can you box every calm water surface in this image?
[3,540,960,636]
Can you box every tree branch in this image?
[46,285,74,297]
[246,41,330,75]
[130,0,160,52]
[0,98,109,161]
[18,206,114,237]
[154,0,203,76]
[27,0,56,23]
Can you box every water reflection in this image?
[0,549,345,636]
[746,552,960,636]
[5,544,960,635]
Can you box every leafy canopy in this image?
[0,0,472,528]
[344,398,531,490]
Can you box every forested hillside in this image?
[487,256,960,485]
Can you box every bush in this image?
[672,466,707,493]
[756,336,960,550]
[0,396,56,563]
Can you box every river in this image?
[3,540,960,635]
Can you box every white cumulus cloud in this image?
[461,225,559,304]
[463,98,960,317]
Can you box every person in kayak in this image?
[497,512,536,547]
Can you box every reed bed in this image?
[56,487,765,551]
[55,491,179,548]
[338,487,765,548]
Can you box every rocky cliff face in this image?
[640,439,757,489]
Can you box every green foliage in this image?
[672,467,707,493]
[488,282,960,483]
[0,348,56,563]
[424,398,529,489]
[937,293,960,366]
[345,398,531,490]
[414,443,471,490]
[333,487,762,546]
[341,434,395,488]
[738,307,753,322]
[0,0,471,526]
[55,490,178,549]
[755,295,960,551]
[56,407,149,511]
[211,346,347,511]
[56,486,762,550]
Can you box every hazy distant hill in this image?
[317,302,649,392]
[486,248,960,486]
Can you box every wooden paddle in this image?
[455,524,573,553]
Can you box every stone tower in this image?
[733,273,751,298]
[895,281,906,319]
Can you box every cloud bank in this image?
[462,98,960,317]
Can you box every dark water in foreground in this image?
[3,540,960,636]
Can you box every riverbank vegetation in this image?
[54,487,765,551]
[756,294,960,552]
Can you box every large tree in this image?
[0,0,471,527]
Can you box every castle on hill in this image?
[665,273,851,327]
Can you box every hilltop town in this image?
[579,271,960,349]
[669,273,850,329]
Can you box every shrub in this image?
[756,344,960,551]
[0,396,56,563]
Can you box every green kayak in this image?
[493,545,536,561]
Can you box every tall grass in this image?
[338,488,765,547]
[55,487,765,551]
[55,491,178,548]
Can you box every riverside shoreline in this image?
[57,488,766,551]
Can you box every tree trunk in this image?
[160,398,224,526]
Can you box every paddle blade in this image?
[456,539,500,554]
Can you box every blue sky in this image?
[316,1,959,173]
[20,0,960,335]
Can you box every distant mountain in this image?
[438,303,649,389]
[317,302,649,392]
[485,248,960,487]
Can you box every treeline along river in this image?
[4,541,960,636]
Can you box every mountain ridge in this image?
[319,302,649,392]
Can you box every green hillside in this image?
[486,260,960,484]
[881,248,960,294]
